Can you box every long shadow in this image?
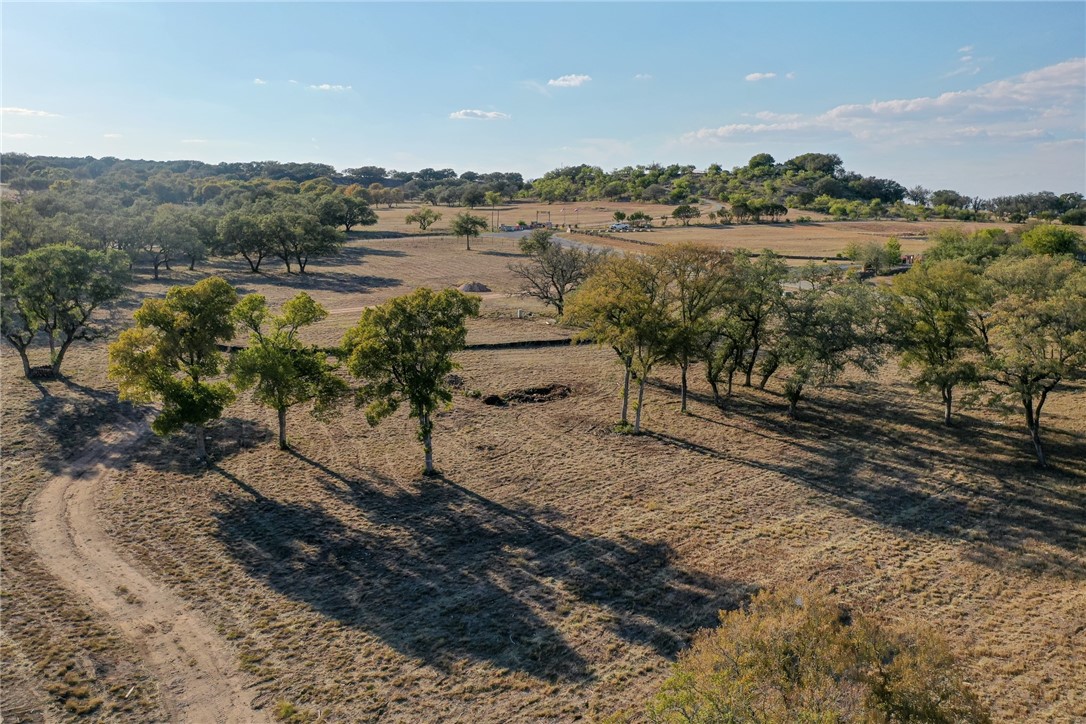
[649,384,1086,579]
[31,378,143,474]
[233,270,402,296]
[136,416,273,474]
[211,450,753,680]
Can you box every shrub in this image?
[648,586,988,723]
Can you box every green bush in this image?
[648,586,989,723]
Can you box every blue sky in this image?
[2,2,1084,197]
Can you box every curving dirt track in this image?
[28,416,269,723]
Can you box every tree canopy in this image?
[108,276,239,460]
[343,287,480,475]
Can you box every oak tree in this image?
[343,287,480,475]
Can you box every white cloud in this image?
[2,132,44,139]
[634,73,653,81]
[1,107,60,117]
[253,78,267,85]
[786,72,796,80]
[103,133,123,139]
[745,72,776,82]
[288,79,299,84]
[958,45,974,53]
[753,111,802,122]
[449,109,511,120]
[548,74,591,88]
[309,83,351,92]
[180,138,208,144]
[681,58,1085,148]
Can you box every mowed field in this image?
[369,200,1016,261]
[2,232,1085,722]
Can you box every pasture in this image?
[373,200,1016,261]
[2,232,1084,721]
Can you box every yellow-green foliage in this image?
[648,586,989,723]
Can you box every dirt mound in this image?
[458,281,491,293]
[482,384,572,407]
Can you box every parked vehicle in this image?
[609,223,630,231]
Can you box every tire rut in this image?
[28,416,270,723]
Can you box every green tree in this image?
[508,230,605,317]
[888,260,985,425]
[217,211,271,272]
[231,293,348,450]
[108,277,239,461]
[778,273,883,417]
[648,586,988,723]
[613,211,627,222]
[405,206,442,231]
[262,211,343,273]
[1,244,130,377]
[732,251,788,387]
[450,212,488,251]
[657,244,734,412]
[343,288,480,475]
[982,255,1086,466]
[1020,224,1083,256]
[671,204,701,226]
[566,255,671,433]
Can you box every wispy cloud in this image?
[2,132,44,139]
[785,72,796,80]
[520,80,551,96]
[634,73,653,81]
[253,78,267,85]
[548,74,591,88]
[944,44,988,78]
[1,107,60,117]
[309,83,351,92]
[288,79,299,85]
[745,72,776,82]
[449,109,511,121]
[180,138,208,144]
[103,133,123,139]
[681,58,1085,148]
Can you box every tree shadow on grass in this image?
[648,381,1086,579]
[231,270,402,297]
[134,416,273,475]
[210,450,753,680]
[31,377,144,475]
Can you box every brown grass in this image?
[370,200,1016,262]
[3,234,1085,722]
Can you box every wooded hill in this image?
[3,152,1083,225]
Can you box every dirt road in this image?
[28,416,269,723]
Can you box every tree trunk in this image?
[17,347,32,378]
[680,362,689,414]
[708,376,720,405]
[188,257,196,271]
[277,407,288,450]
[1023,393,1048,467]
[787,395,799,419]
[758,354,779,390]
[942,386,954,426]
[421,414,435,475]
[50,336,74,377]
[633,376,646,434]
[620,359,632,425]
[465,235,472,251]
[195,425,207,461]
[152,259,162,280]
[726,366,735,397]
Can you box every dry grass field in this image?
[372,200,1015,261]
[3,233,1084,722]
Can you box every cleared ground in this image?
[372,200,1016,261]
[2,234,1084,722]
